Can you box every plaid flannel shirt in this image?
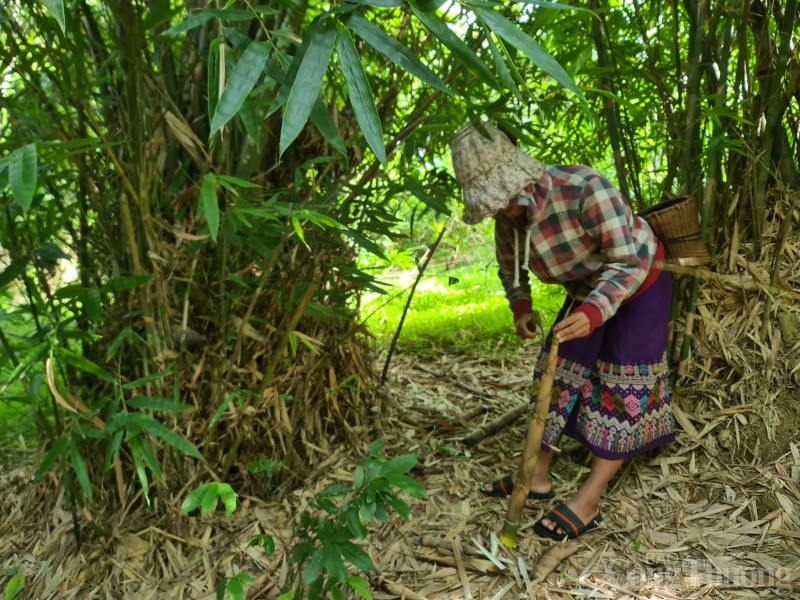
[495,165,656,328]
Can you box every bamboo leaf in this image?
[279,20,337,156]
[346,14,450,94]
[127,413,204,460]
[484,28,523,102]
[128,436,151,504]
[180,483,210,515]
[207,38,222,127]
[412,9,499,90]
[8,144,38,212]
[310,99,347,160]
[100,275,151,294]
[476,8,584,100]
[121,369,173,390]
[68,441,93,500]
[347,0,405,6]
[34,435,68,481]
[138,436,163,483]
[336,25,386,166]
[200,173,219,241]
[42,0,66,33]
[0,256,30,290]
[514,0,595,12]
[56,347,115,383]
[160,12,213,37]
[210,41,270,137]
[126,396,194,413]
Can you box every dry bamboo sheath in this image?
[499,339,560,548]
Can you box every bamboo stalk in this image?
[589,0,631,203]
[380,226,446,385]
[760,197,799,340]
[499,339,559,548]
[256,272,322,396]
[678,179,714,374]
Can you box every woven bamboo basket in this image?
[639,196,711,267]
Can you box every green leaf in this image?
[345,14,450,94]
[128,436,151,504]
[68,441,93,500]
[412,9,498,90]
[303,547,324,585]
[515,0,594,13]
[336,25,386,166]
[102,429,125,474]
[203,8,259,21]
[210,41,271,137]
[323,544,348,583]
[8,144,37,212]
[100,275,151,294]
[143,0,178,30]
[385,473,428,499]
[347,0,404,7]
[366,439,385,457]
[224,574,253,600]
[160,12,213,37]
[201,483,220,514]
[475,8,583,100]
[310,99,347,160]
[344,505,368,539]
[42,0,66,33]
[290,215,307,248]
[382,492,412,520]
[249,534,276,555]
[248,458,283,476]
[337,542,374,572]
[330,587,346,600]
[105,327,132,361]
[209,392,237,429]
[126,396,194,413]
[280,20,336,156]
[484,28,524,102]
[121,369,173,390]
[199,173,219,241]
[219,483,238,515]
[181,483,211,515]
[380,453,417,475]
[126,413,204,460]
[0,256,31,290]
[346,576,373,600]
[208,38,223,127]
[4,573,25,600]
[56,347,115,383]
[139,437,163,483]
[216,174,261,189]
[358,502,376,526]
[34,435,68,481]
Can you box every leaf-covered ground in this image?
[2,348,799,599]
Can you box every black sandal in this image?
[478,474,555,500]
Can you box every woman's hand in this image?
[515,312,542,339]
[553,312,590,343]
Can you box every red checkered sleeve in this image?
[578,175,652,323]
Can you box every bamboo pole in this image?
[380,226,446,385]
[499,339,559,548]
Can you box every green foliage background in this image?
[0,0,797,515]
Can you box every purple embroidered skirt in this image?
[534,269,675,460]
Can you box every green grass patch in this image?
[363,251,566,358]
